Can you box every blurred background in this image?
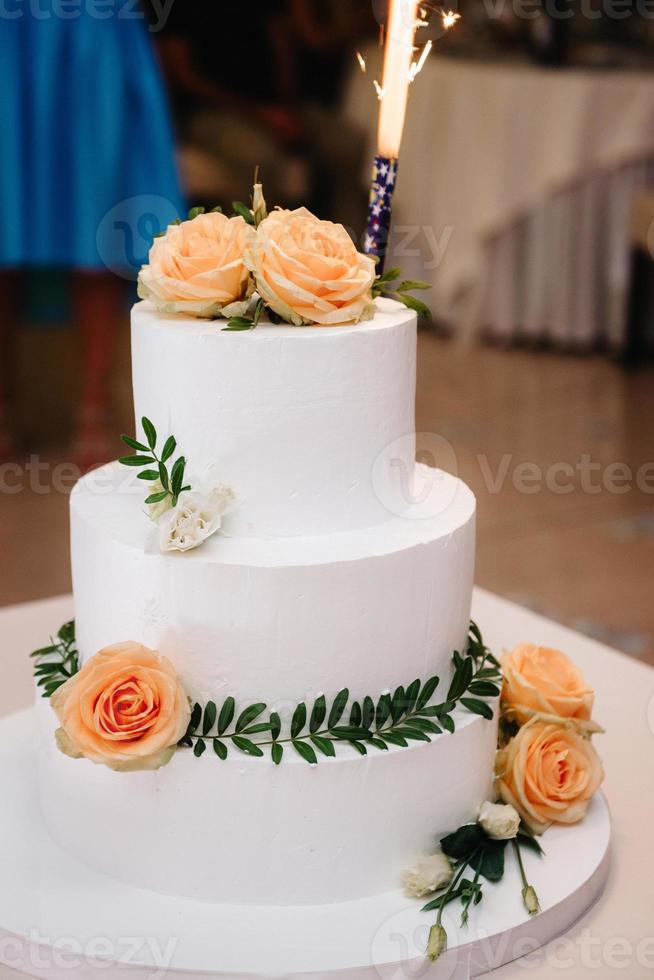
[1,0,653,662]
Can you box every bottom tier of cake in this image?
[37,697,496,906]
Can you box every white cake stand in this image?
[0,709,610,980]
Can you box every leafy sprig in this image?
[372,267,432,319]
[180,622,501,765]
[30,621,79,699]
[120,417,191,511]
[423,819,542,963]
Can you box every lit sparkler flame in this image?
[441,9,461,29]
[377,0,421,158]
[409,39,433,83]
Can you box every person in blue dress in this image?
[0,1,185,467]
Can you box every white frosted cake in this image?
[35,299,498,906]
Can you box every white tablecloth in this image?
[2,591,654,978]
[346,55,654,347]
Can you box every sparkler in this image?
[363,1,460,272]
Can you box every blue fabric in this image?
[0,3,186,273]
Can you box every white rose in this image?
[158,485,235,553]
[478,800,521,840]
[402,852,453,899]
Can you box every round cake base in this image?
[0,709,610,979]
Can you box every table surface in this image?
[2,589,653,980]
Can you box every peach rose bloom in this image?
[51,642,191,772]
[245,208,376,326]
[502,643,594,725]
[497,721,604,834]
[138,212,255,318]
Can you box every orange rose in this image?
[245,208,376,326]
[51,642,190,772]
[138,211,254,318]
[497,721,604,834]
[502,643,594,725]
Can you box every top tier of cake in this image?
[131,300,417,538]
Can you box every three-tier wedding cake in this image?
[36,293,498,906]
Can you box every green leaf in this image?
[271,742,283,765]
[403,717,442,734]
[232,736,264,757]
[517,829,545,856]
[470,840,507,882]
[236,703,267,733]
[291,702,307,738]
[188,702,202,735]
[33,662,64,675]
[188,206,206,220]
[311,735,336,758]
[170,457,186,496]
[158,462,170,491]
[447,657,474,701]
[202,701,217,736]
[141,417,157,450]
[293,740,317,765]
[218,696,235,735]
[330,726,372,741]
[391,686,406,724]
[119,455,156,467]
[468,681,501,697]
[137,469,161,482]
[232,201,255,225]
[397,279,431,291]
[121,434,150,452]
[161,436,177,463]
[222,318,254,332]
[369,737,389,751]
[270,711,282,741]
[417,675,440,710]
[349,740,367,756]
[213,739,228,760]
[178,735,193,748]
[349,701,362,727]
[460,698,494,721]
[193,738,206,758]
[145,491,168,505]
[362,696,375,730]
[397,292,431,320]
[375,267,401,284]
[241,723,272,736]
[440,713,455,734]
[310,695,326,734]
[328,688,349,728]
[404,678,421,714]
[393,726,431,742]
[30,645,58,658]
[375,692,392,729]
[441,823,486,860]
[380,731,408,748]
[421,885,468,913]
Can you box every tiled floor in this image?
[2,319,654,664]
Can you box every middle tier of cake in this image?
[71,462,476,707]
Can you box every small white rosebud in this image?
[252,183,268,227]
[522,884,541,916]
[478,800,521,840]
[427,923,447,962]
[402,852,453,898]
[158,485,235,553]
